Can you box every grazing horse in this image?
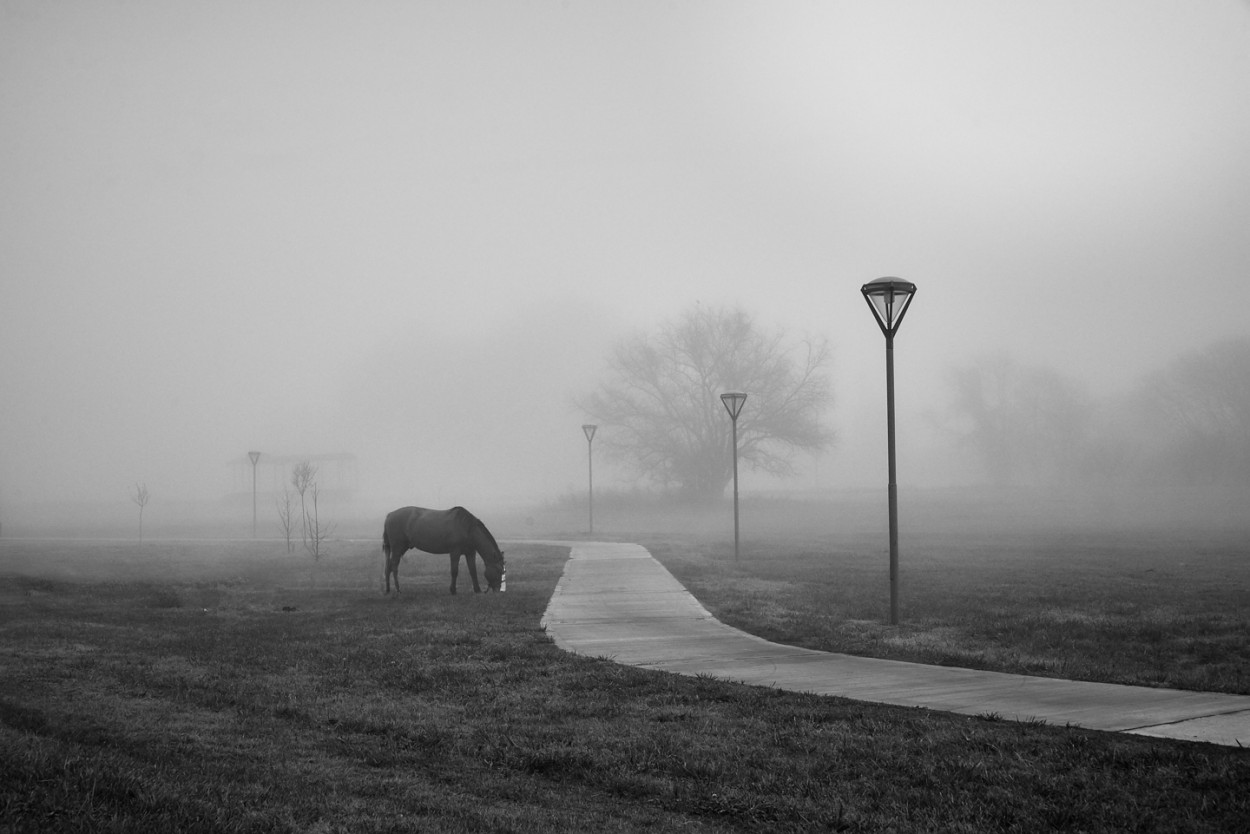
[382,506,506,594]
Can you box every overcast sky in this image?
[3,1,1249,515]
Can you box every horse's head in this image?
[484,552,506,592]
[467,514,505,591]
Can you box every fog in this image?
[3,1,1249,534]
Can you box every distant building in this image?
[228,452,358,504]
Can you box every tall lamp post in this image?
[248,451,261,538]
[720,392,747,562]
[861,277,916,625]
[582,425,597,534]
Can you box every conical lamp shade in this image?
[861,277,916,336]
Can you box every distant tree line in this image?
[578,303,1249,500]
[940,337,1250,489]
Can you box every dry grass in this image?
[648,525,1250,694]
[1,535,1248,832]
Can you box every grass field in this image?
[648,525,1250,695]
[1,536,1248,832]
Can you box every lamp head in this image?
[720,391,747,420]
[861,277,917,337]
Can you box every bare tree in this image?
[290,461,317,546]
[130,482,150,542]
[275,489,296,553]
[941,352,1094,487]
[303,480,334,565]
[579,305,834,502]
[1131,337,1250,486]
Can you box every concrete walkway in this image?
[538,541,1250,748]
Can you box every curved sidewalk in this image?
[538,541,1250,748]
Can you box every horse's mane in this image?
[452,506,501,557]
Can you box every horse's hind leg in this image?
[448,553,459,594]
[385,550,403,593]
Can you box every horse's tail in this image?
[381,526,391,590]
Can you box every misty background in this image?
[3,1,1249,534]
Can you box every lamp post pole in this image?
[884,332,899,625]
[861,278,916,626]
[248,451,261,538]
[582,425,597,534]
[720,392,747,562]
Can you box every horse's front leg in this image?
[464,550,482,593]
[448,552,459,595]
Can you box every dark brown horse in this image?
[382,506,505,594]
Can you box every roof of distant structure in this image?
[230,452,356,466]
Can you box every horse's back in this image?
[386,506,424,525]
[385,506,473,555]
[384,506,425,551]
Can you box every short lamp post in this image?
[861,277,916,625]
[248,450,261,538]
[720,392,747,562]
[582,425,597,534]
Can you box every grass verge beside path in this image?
[648,528,1250,695]
[0,538,1246,833]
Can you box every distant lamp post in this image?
[582,425,597,534]
[248,451,261,538]
[861,277,916,625]
[720,392,747,562]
